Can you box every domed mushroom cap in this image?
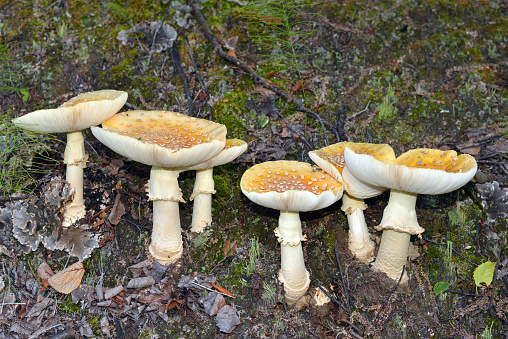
[241,160,343,212]
[13,90,128,133]
[91,110,227,168]
[310,142,395,198]
[344,147,477,195]
[186,139,247,171]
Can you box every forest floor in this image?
[0,0,507,338]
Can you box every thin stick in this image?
[334,243,352,313]
[309,272,350,315]
[171,38,194,116]
[28,324,65,339]
[191,278,235,298]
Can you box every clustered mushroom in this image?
[14,89,479,307]
[91,110,228,265]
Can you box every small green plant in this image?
[0,43,29,102]
[242,0,317,94]
[481,322,493,339]
[442,240,454,276]
[0,117,55,198]
[377,84,398,119]
[474,261,496,287]
[245,237,261,276]
[261,281,276,301]
[448,201,468,226]
[193,229,212,248]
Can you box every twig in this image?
[422,237,479,266]
[28,324,65,339]
[189,0,338,143]
[182,32,211,119]
[334,243,352,313]
[372,266,404,325]
[171,37,194,116]
[309,272,350,315]
[191,278,235,298]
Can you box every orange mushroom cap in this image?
[241,160,343,212]
[91,110,227,168]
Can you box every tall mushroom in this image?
[186,139,247,233]
[309,142,395,262]
[241,161,343,305]
[343,147,477,281]
[91,110,226,265]
[13,90,128,226]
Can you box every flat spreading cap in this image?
[241,160,343,212]
[310,142,395,198]
[91,110,227,168]
[186,139,248,171]
[13,90,128,133]
[344,147,477,194]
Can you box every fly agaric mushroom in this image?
[343,147,477,281]
[91,110,226,265]
[241,161,343,305]
[309,142,395,262]
[186,139,247,233]
[13,90,128,227]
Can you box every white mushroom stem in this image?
[62,131,86,227]
[372,230,410,283]
[148,167,184,265]
[341,193,374,262]
[277,211,310,306]
[190,168,216,233]
[372,190,423,282]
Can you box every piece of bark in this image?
[215,305,241,334]
[126,276,155,289]
[199,292,225,316]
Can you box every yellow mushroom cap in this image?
[186,139,248,171]
[241,160,343,212]
[344,147,477,195]
[309,142,395,197]
[13,90,128,133]
[91,110,227,168]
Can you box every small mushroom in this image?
[309,142,395,262]
[343,147,477,282]
[91,110,226,265]
[185,139,247,233]
[13,90,128,226]
[241,161,343,305]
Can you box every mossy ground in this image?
[1,0,507,337]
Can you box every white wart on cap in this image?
[241,160,343,306]
[92,110,227,265]
[13,90,128,227]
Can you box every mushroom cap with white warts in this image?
[309,142,395,198]
[344,147,477,194]
[91,111,227,168]
[241,160,343,212]
[185,139,247,171]
[13,90,128,133]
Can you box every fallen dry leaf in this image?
[222,240,237,257]
[48,261,85,294]
[108,194,126,225]
[211,282,234,297]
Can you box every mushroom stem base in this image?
[149,200,183,265]
[346,209,375,262]
[278,211,310,305]
[372,229,409,283]
[190,168,215,233]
